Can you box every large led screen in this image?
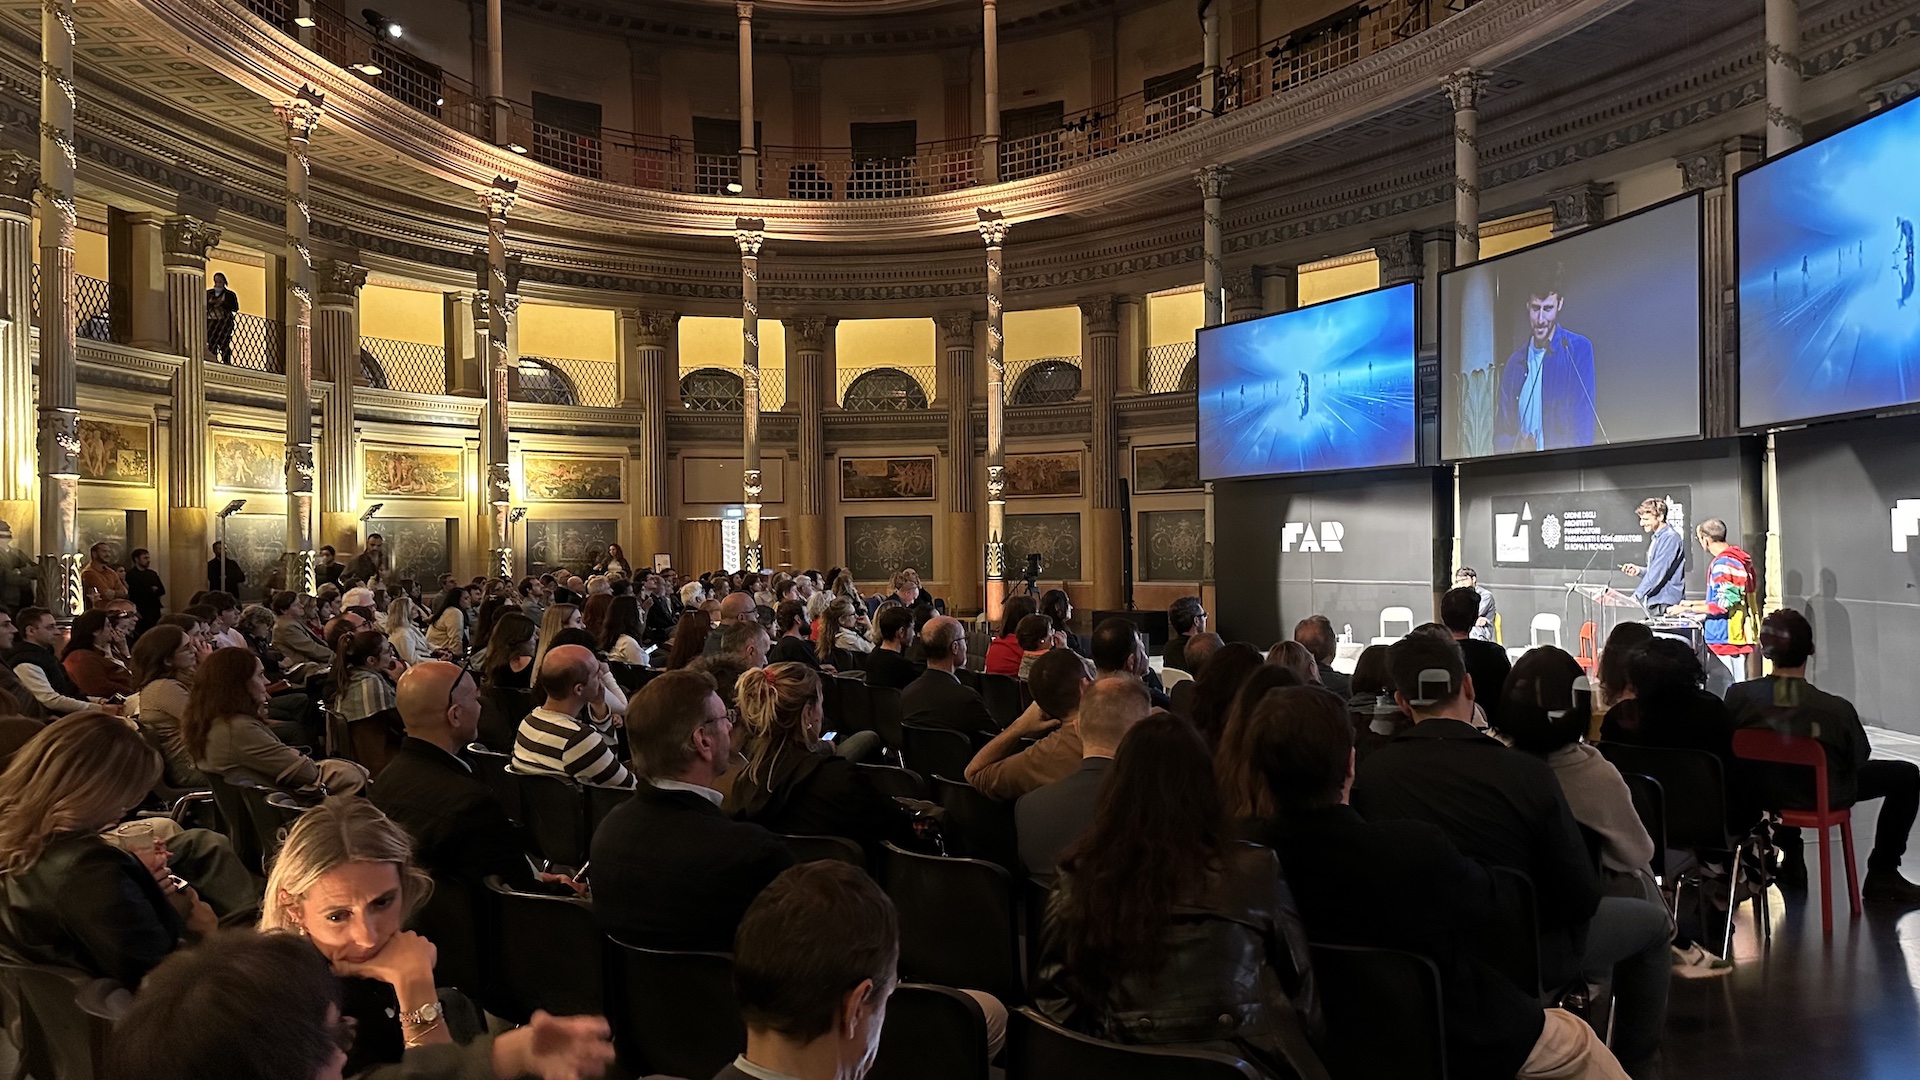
[1197,282,1416,480]
[1440,194,1703,461]
[1738,95,1920,428]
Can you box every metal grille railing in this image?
[225,312,284,373]
[1007,356,1083,405]
[761,142,976,201]
[1145,341,1198,394]
[532,355,619,408]
[837,366,934,411]
[360,336,447,395]
[30,265,118,342]
[1223,0,1438,111]
[675,367,786,411]
[1000,81,1202,182]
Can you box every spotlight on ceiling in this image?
[506,142,528,154]
[434,96,445,107]
[292,15,316,26]
[362,8,401,38]
[725,182,744,195]
[354,62,382,76]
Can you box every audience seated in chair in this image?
[0,712,224,987]
[61,608,135,699]
[7,606,117,716]
[1034,712,1328,1079]
[1292,615,1349,697]
[1497,647,1673,1077]
[332,630,399,724]
[862,604,921,692]
[1184,641,1264,749]
[901,615,997,739]
[108,926,613,1080]
[1090,617,1171,710]
[1727,609,1920,903]
[726,663,919,864]
[131,624,213,789]
[1016,677,1150,886]
[1240,686,1631,1080]
[1161,597,1207,673]
[721,619,772,670]
[478,611,540,692]
[510,644,634,790]
[185,647,369,797]
[593,669,794,952]
[984,596,1035,677]
[1351,634,1601,996]
[1599,638,1736,768]
[964,649,1093,801]
[1443,588,1512,727]
[767,600,824,670]
[1166,631,1222,719]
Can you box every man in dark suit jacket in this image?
[591,669,793,952]
[372,662,535,892]
[862,604,921,691]
[900,616,996,738]
[1016,676,1148,884]
[1441,587,1511,727]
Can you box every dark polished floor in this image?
[1664,792,1920,1080]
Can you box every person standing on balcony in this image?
[206,272,239,364]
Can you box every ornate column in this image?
[629,309,678,566]
[1442,68,1488,264]
[1081,295,1122,613]
[316,259,368,554]
[785,316,831,573]
[1197,165,1229,327]
[274,86,324,595]
[38,0,82,617]
[978,209,1010,618]
[736,217,765,572]
[1200,0,1221,115]
[486,0,509,144]
[981,0,1000,183]
[1374,232,1424,288]
[480,176,519,579]
[1224,265,1261,323]
[936,311,978,613]
[162,216,221,605]
[1677,138,1761,441]
[0,152,35,546]
[1765,0,1802,155]
[737,3,759,197]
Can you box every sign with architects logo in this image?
[1491,487,1692,570]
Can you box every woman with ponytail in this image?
[724,662,917,863]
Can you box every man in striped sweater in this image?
[1678,518,1755,684]
[512,644,635,789]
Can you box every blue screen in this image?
[1197,283,1416,480]
[1738,95,1920,428]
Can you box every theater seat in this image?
[606,938,743,1078]
[1005,1006,1266,1080]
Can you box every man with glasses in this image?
[1163,596,1208,673]
[1453,567,1498,642]
[591,669,794,952]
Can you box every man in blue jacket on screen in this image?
[1621,496,1687,617]
[1494,277,1597,453]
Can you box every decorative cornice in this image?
[1546,181,1611,232]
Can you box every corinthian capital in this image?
[315,260,370,303]
[0,150,36,205]
[161,216,222,263]
[1195,164,1230,200]
[1078,294,1118,333]
[935,310,976,346]
[976,208,1009,247]
[785,316,831,350]
[735,217,766,257]
[631,309,679,346]
[274,85,325,142]
[1442,68,1489,112]
[479,175,520,220]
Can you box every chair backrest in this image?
[869,983,991,1080]
[881,842,1021,1002]
[1159,666,1193,687]
[1379,606,1416,640]
[979,673,1023,728]
[1310,943,1448,1080]
[855,762,929,802]
[1005,1006,1265,1080]
[204,771,265,874]
[348,706,407,777]
[606,661,658,697]
[607,938,743,1079]
[836,675,874,737]
[484,876,604,1021]
[411,871,490,1012]
[868,685,906,751]
[0,961,121,1080]
[1482,866,1542,997]
[1597,742,1731,850]
[777,833,866,867]
[955,667,983,692]
[587,783,636,835]
[1530,612,1562,647]
[509,770,591,868]
[466,742,522,822]
[1732,728,1833,812]
[1024,876,1052,987]
[1622,772,1668,882]
[931,775,1020,874]
[902,722,976,782]
[478,686,540,753]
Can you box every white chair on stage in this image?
[1370,606,1415,646]
[1531,612,1563,649]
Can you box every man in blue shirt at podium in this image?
[1620,497,1686,616]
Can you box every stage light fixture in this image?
[293,15,316,26]
[507,142,528,154]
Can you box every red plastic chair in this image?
[1731,728,1863,936]
[1576,621,1598,676]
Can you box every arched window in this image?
[512,356,581,406]
[358,348,391,390]
[679,367,746,412]
[1011,359,1082,405]
[841,367,930,412]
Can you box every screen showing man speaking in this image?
[1440,194,1703,461]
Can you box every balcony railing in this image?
[837,366,934,411]
[30,265,118,342]
[359,336,447,394]
[1145,341,1198,394]
[230,0,1468,201]
[225,312,283,373]
[1007,356,1083,405]
[676,367,788,412]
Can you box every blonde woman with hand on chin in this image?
[260,797,614,1078]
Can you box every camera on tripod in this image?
[1021,552,1044,593]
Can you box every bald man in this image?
[704,590,760,658]
[512,644,634,789]
[372,661,539,891]
[900,615,996,738]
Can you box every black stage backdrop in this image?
[1776,415,1920,734]
[1214,469,1444,650]
[1459,438,1761,655]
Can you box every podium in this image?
[1566,583,1646,663]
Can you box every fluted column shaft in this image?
[786,316,831,573]
[38,0,81,617]
[159,217,219,607]
[632,310,677,567]
[486,0,509,143]
[480,178,519,579]
[275,87,324,595]
[1082,296,1122,612]
[1443,69,1488,265]
[316,260,368,553]
[1197,166,1228,328]
[737,3,759,197]
[0,153,35,541]
[737,218,766,572]
[1200,0,1221,115]
[981,0,1000,183]
[937,311,978,613]
[978,210,1009,618]
[1765,0,1802,154]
